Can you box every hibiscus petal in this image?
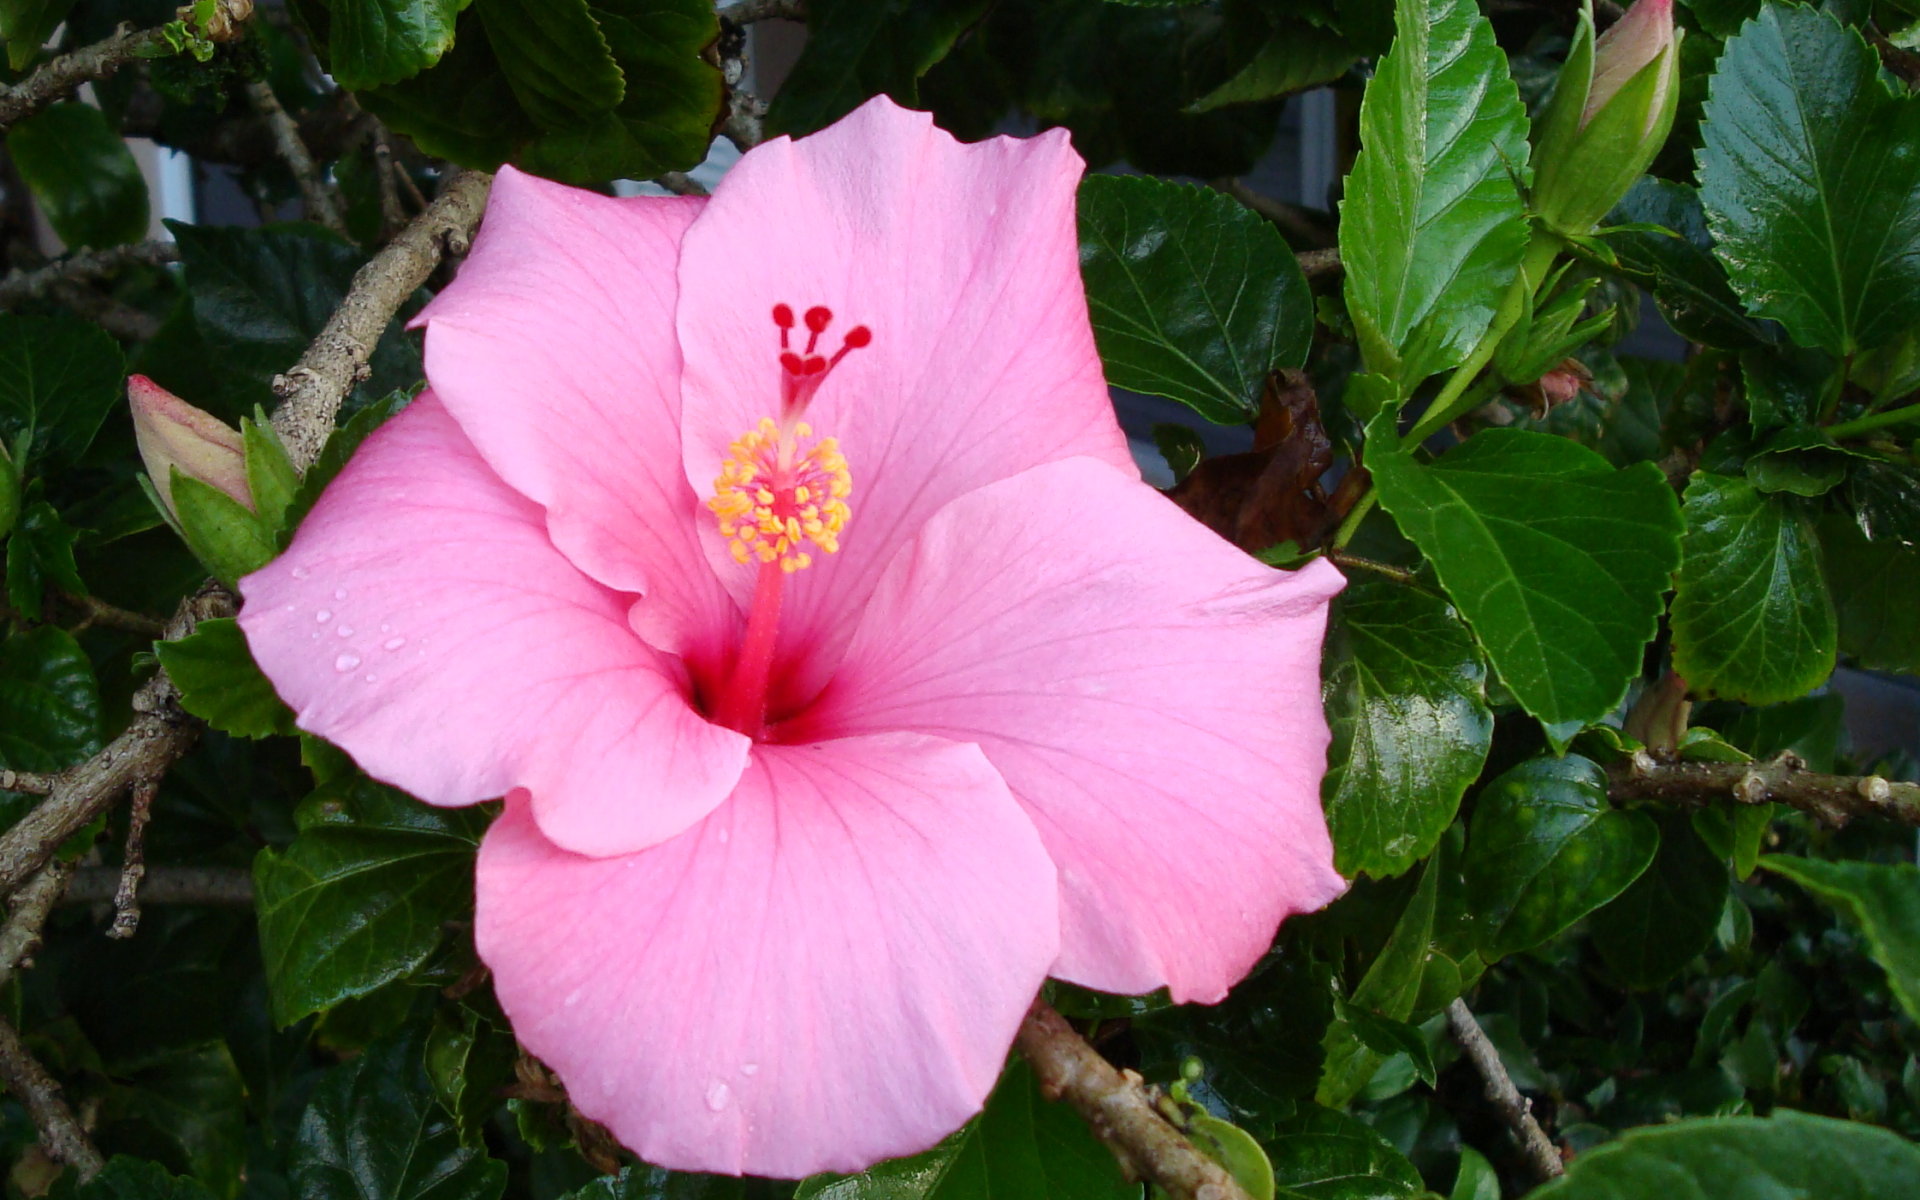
[475,732,1058,1178]
[674,97,1136,698]
[814,457,1347,1003]
[414,166,732,659]
[238,394,747,856]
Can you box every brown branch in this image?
[269,169,493,469]
[655,171,708,197]
[65,865,253,907]
[1608,750,1920,829]
[107,778,157,938]
[718,0,806,22]
[1445,998,1565,1183]
[0,863,73,991]
[1017,1001,1251,1200]
[0,241,179,312]
[59,591,171,638]
[1297,248,1342,283]
[0,1015,102,1178]
[725,89,767,150]
[0,590,228,899]
[0,23,167,132]
[0,770,56,796]
[246,79,348,236]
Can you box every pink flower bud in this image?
[1583,0,1675,132]
[128,374,252,516]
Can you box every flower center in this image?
[704,304,870,737]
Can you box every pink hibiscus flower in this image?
[238,98,1345,1178]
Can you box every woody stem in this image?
[712,561,785,737]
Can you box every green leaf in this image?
[1530,1109,1920,1199]
[797,1059,1139,1200]
[1265,1106,1423,1200]
[1697,2,1920,353]
[281,388,414,543]
[1366,422,1682,728]
[1450,1147,1498,1200]
[1605,178,1775,351]
[557,1167,766,1200]
[293,1025,508,1200]
[474,0,623,128]
[155,618,296,739]
[1077,175,1312,423]
[424,1007,517,1146]
[1817,506,1920,675]
[1321,578,1491,879]
[0,626,101,779]
[1761,855,1920,1025]
[1465,755,1659,962]
[0,0,77,71]
[5,500,83,620]
[1335,1002,1436,1090]
[9,102,149,250]
[767,0,989,136]
[169,469,277,587]
[1318,858,1441,1108]
[68,1157,218,1200]
[1669,472,1835,704]
[0,314,125,469]
[168,222,426,416]
[327,0,472,89]
[1188,24,1359,113]
[1339,0,1530,392]
[241,416,300,533]
[255,775,487,1026]
[1590,812,1729,988]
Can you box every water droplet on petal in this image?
[363,674,377,683]
[379,623,391,634]
[564,987,584,1007]
[383,637,406,651]
[705,1079,731,1112]
[336,625,354,638]
[290,566,311,580]
[315,609,331,623]
[717,828,730,844]
[333,587,348,600]
[740,1063,759,1077]
[334,653,361,672]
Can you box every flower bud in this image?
[128,374,252,518]
[1530,0,1681,237]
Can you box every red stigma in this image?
[772,301,873,413]
[771,304,795,328]
[804,306,833,333]
[843,325,872,349]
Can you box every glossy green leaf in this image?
[797,1059,1139,1200]
[10,102,149,250]
[1743,426,1849,497]
[1340,0,1529,392]
[1466,755,1658,962]
[1605,178,1775,350]
[241,416,300,533]
[1817,506,1920,675]
[1366,422,1682,728]
[1321,578,1491,879]
[1670,473,1835,704]
[293,1025,508,1200]
[326,0,471,89]
[557,1167,765,1200]
[169,469,277,588]
[5,499,83,620]
[69,1156,218,1200]
[0,314,124,469]
[1450,1147,1498,1200]
[168,222,426,416]
[0,0,76,71]
[155,618,296,740]
[1591,812,1728,988]
[1531,1109,1920,1199]
[255,775,487,1026]
[474,0,623,128]
[424,1008,517,1145]
[100,1045,248,1197]
[768,0,989,136]
[0,626,101,780]
[1078,175,1312,423]
[1762,855,1920,1024]
[1265,1106,1423,1200]
[1336,1003,1436,1090]
[1189,25,1358,113]
[1318,859,1440,1108]
[1697,3,1920,353]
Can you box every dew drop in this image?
[333,587,348,600]
[564,987,584,1008]
[363,673,378,683]
[383,636,406,651]
[336,625,355,638]
[290,565,311,580]
[717,828,730,844]
[314,609,332,623]
[740,1063,759,1077]
[705,1079,732,1112]
[379,623,392,634]
[334,653,361,672]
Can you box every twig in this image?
[0,1015,102,1178]
[107,778,157,938]
[1445,998,1565,1183]
[60,591,171,638]
[725,88,767,149]
[1211,178,1335,249]
[1324,550,1417,586]
[655,171,708,197]
[718,0,806,22]
[269,169,493,469]
[1297,248,1342,282]
[1608,751,1920,829]
[245,78,348,236]
[0,863,74,991]
[65,864,253,907]
[0,241,179,312]
[0,23,167,132]
[0,770,56,796]
[373,135,406,235]
[0,590,227,899]
[1016,1001,1252,1200]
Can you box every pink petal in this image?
[238,394,747,856]
[475,732,1058,1177]
[674,98,1136,699]
[414,166,733,660]
[809,457,1347,1002]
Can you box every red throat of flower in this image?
[705,304,871,737]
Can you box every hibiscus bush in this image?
[4,0,1920,1197]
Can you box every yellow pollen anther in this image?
[707,420,852,573]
